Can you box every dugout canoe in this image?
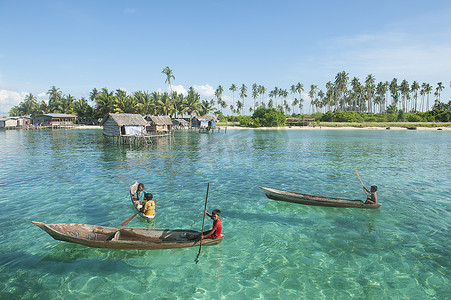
[31,221,224,250]
[130,181,155,222]
[259,186,381,209]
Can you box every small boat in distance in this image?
[259,187,381,209]
[31,221,224,250]
[130,181,155,222]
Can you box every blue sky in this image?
[1,0,450,115]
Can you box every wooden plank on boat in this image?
[259,186,381,209]
[31,221,224,250]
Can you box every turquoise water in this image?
[0,128,449,299]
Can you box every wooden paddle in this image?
[120,211,139,227]
[195,183,210,264]
[355,169,369,197]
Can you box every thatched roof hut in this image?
[100,113,147,137]
[145,115,172,133]
[173,118,189,128]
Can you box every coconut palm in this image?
[424,83,432,111]
[240,84,247,114]
[258,85,266,106]
[435,82,444,102]
[162,66,175,92]
[334,71,349,110]
[252,83,258,111]
[47,86,62,112]
[308,85,317,114]
[399,79,410,112]
[95,88,114,117]
[410,81,420,111]
[215,85,224,110]
[229,84,237,108]
[182,87,201,122]
[365,74,376,113]
[389,79,399,110]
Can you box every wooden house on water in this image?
[101,113,151,144]
[145,115,172,134]
[0,118,18,129]
[33,114,77,128]
[172,118,189,129]
[191,116,217,128]
[0,116,33,129]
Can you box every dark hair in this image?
[370,186,378,192]
[212,209,221,216]
[138,183,145,189]
[144,192,153,200]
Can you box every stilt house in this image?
[145,115,172,133]
[191,116,217,128]
[101,113,147,137]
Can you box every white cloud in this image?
[170,85,187,95]
[193,84,215,98]
[320,31,451,82]
[0,89,28,114]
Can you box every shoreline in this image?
[217,125,450,131]
[70,125,450,131]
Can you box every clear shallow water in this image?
[0,128,449,299]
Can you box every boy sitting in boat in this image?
[201,209,222,239]
[364,185,378,204]
[131,183,156,216]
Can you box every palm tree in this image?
[308,85,317,114]
[252,83,258,111]
[95,87,114,118]
[424,83,432,111]
[89,88,99,105]
[334,71,349,110]
[229,84,237,108]
[410,81,420,111]
[22,93,38,116]
[435,82,444,102]
[389,79,399,110]
[61,94,75,114]
[258,85,266,106]
[365,74,375,113]
[162,66,175,92]
[215,85,224,110]
[240,84,247,114]
[113,89,136,114]
[47,86,62,113]
[199,100,214,116]
[182,87,201,122]
[399,79,410,112]
[376,81,388,113]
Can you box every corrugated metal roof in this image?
[37,113,77,118]
[101,113,147,126]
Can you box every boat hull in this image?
[31,221,224,250]
[259,187,381,209]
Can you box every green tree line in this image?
[9,69,448,123]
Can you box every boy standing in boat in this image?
[202,209,222,239]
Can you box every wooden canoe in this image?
[31,221,224,250]
[259,186,381,209]
[130,181,155,222]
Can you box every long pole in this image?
[195,183,210,264]
[355,169,369,197]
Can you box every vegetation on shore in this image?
[7,68,450,127]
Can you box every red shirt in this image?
[209,219,222,239]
